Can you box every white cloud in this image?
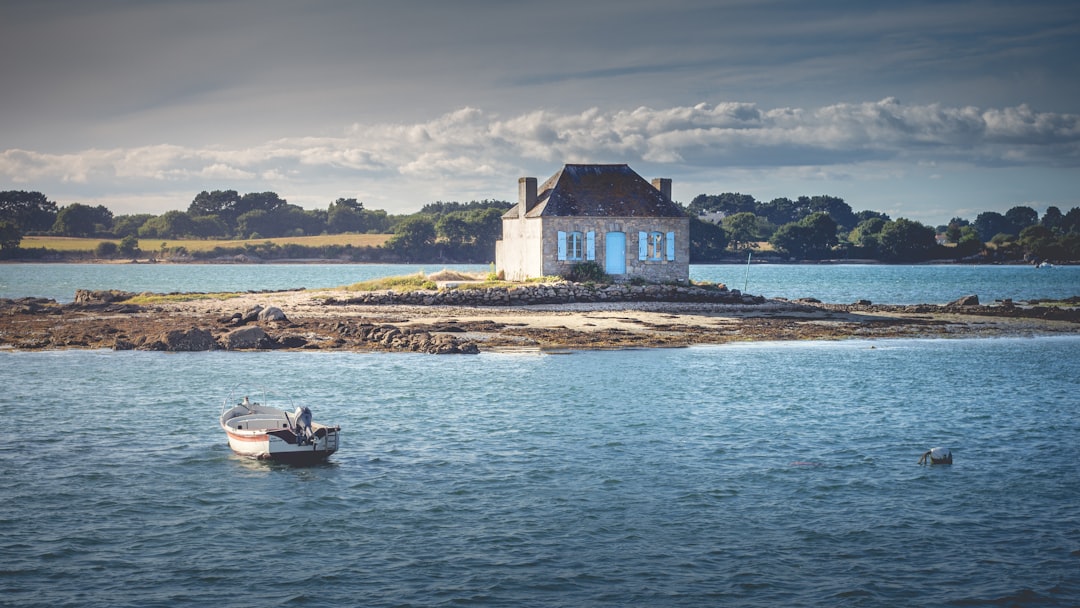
[3,99,1078,219]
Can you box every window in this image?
[647,231,663,260]
[568,231,584,261]
[638,231,677,261]
[558,230,596,261]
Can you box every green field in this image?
[22,234,393,252]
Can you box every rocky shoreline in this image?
[1,285,1077,354]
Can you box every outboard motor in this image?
[293,406,314,443]
[918,446,953,465]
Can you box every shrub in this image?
[562,261,610,283]
[118,234,139,257]
[95,241,119,258]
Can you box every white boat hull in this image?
[220,398,340,465]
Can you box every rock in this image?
[947,294,980,307]
[113,338,136,351]
[239,305,263,325]
[277,335,309,349]
[142,327,217,351]
[854,299,872,306]
[222,326,271,350]
[73,289,136,306]
[257,306,288,322]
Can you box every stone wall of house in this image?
[540,217,690,283]
[323,282,764,307]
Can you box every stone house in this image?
[495,164,690,283]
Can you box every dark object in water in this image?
[918,447,952,465]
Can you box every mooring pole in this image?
[743,250,752,292]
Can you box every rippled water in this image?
[1,262,1077,303]
[3,338,1078,607]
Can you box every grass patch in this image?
[345,272,438,291]
[426,269,485,282]
[1026,296,1080,308]
[121,292,248,304]
[342,270,566,292]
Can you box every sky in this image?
[2,0,1079,227]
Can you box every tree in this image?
[848,217,888,253]
[112,214,154,238]
[944,217,970,243]
[234,204,320,238]
[187,190,287,236]
[95,241,119,258]
[1064,207,1080,234]
[688,216,729,261]
[239,191,287,216]
[386,216,436,258]
[973,212,1012,241]
[419,199,512,217]
[1005,206,1038,235]
[328,198,367,233]
[236,210,272,239]
[686,193,757,216]
[436,213,470,246]
[722,212,766,251]
[188,215,229,238]
[118,234,139,257]
[954,226,984,258]
[1039,206,1063,234]
[138,210,196,239]
[0,190,58,233]
[805,195,856,231]
[467,207,506,255]
[188,190,241,230]
[758,197,798,226]
[1019,225,1056,259]
[52,203,113,237]
[769,213,838,259]
[364,209,392,233]
[854,209,890,224]
[0,220,22,251]
[876,218,937,261]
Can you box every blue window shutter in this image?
[557,231,567,261]
[666,231,676,260]
[586,231,595,260]
[638,231,647,260]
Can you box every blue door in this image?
[605,231,626,275]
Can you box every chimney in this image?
[652,178,672,200]
[518,177,537,216]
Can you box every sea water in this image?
[2,338,1078,607]
[1,262,1077,304]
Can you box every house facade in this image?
[495,164,690,282]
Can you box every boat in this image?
[918,446,952,465]
[220,392,341,464]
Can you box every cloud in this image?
[3,99,1078,212]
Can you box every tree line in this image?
[2,189,1078,264]
[686,193,1080,263]
[0,190,511,262]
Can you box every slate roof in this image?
[508,164,686,218]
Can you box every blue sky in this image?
[2,0,1078,226]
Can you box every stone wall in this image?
[497,216,691,283]
[323,282,763,307]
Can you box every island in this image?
[2,282,1077,354]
